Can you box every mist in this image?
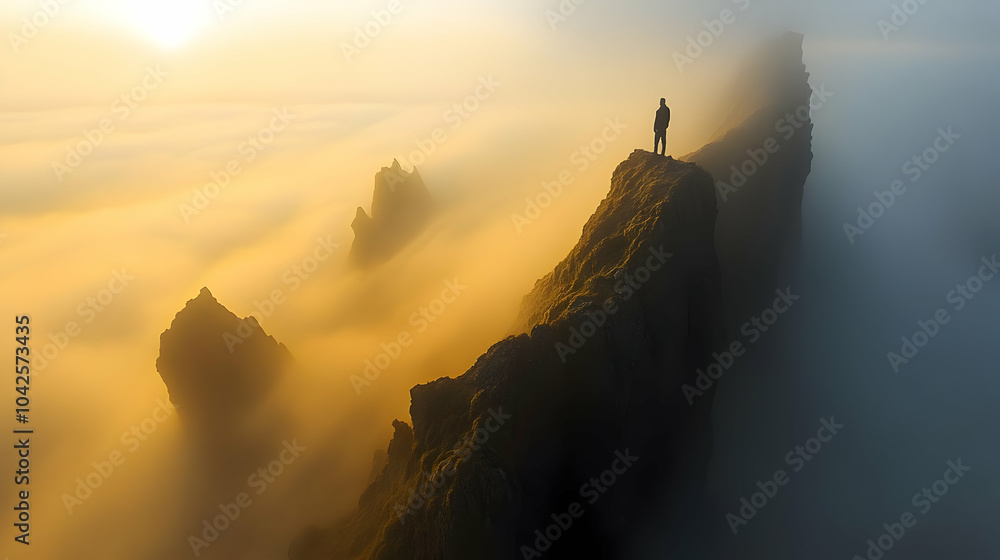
[0,0,997,558]
[684,40,1000,559]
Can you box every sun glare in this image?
[123,0,211,49]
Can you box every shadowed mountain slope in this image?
[292,153,727,559]
[687,32,813,327]
[290,32,812,560]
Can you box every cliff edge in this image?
[291,31,813,560]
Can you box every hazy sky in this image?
[0,1,997,558]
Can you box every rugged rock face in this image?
[156,287,292,441]
[687,32,813,326]
[293,153,726,560]
[513,153,720,333]
[291,32,812,560]
[349,160,434,267]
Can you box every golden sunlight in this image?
[117,0,212,48]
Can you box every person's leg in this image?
[654,133,660,154]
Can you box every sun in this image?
[123,0,213,49]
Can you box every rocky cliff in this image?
[291,32,813,560]
[688,32,813,326]
[294,152,724,560]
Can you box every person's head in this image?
[660,98,666,107]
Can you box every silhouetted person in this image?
[654,98,670,156]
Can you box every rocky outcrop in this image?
[513,152,720,333]
[349,160,434,267]
[292,153,726,560]
[154,288,295,559]
[156,287,292,440]
[291,32,813,560]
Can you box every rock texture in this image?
[349,160,434,267]
[293,153,726,560]
[291,32,813,560]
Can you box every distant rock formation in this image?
[156,287,292,441]
[349,160,434,267]
[154,290,296,559]
[290,32,813,560]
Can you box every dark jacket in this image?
[654,106,670,132]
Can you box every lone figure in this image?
[654,98,670,156]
